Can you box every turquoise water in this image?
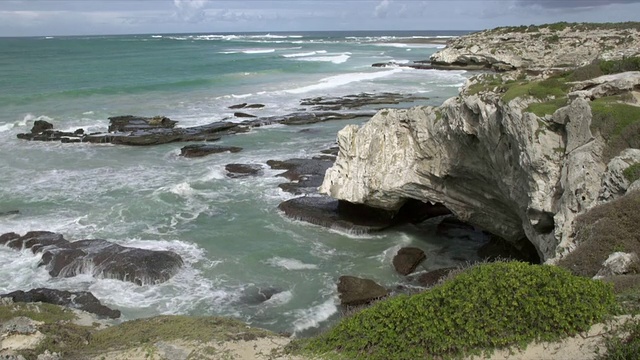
[0,31,479,334]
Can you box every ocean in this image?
[0,30,480,335]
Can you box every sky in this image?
[0,0,639,37]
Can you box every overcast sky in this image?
[1,0,639,37]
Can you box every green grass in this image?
[0,302,77,323]
[15,314,275,359]
[526,98,569,117]
[297,262,616,360]
[590,96,640,161]
[502,77,570,103]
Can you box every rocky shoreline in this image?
[3,22,640,359]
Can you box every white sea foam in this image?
[242,49,276,54]
[291,296,338,333]
[293,53,350,64]
[263,290,293,306]
[151,35,163,38]
[281,50,327,58]
[265,257,318,270]
[284,68,402,94]
[168,182,195,197]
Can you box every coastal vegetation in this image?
[590,96,640,161]
[293,262,616,360]
[490,21,640,34]
[558,190,640,279]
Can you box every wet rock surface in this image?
[180,144,243,158]
[0,231,183,286]
[225,163,263,178]
[240,286,284,305]
[300,92,429,111]
[277,196,396,233]
[392,247,427,275]
[1,288,121,319]
[267,158,334,195]
[337,276,389,306]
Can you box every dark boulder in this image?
[1,231,183,286]
[180,144,242,158]
[228,103,248,109]
[267,158,334,195]
[108,115,177,133]
[337,276,388,306]
[234,112,257,118]
[31,120,53,134]
[245,104,265,109]
[412,267,456,287]
[278,196,395,234]
[1,288,121,319]
[225,164,263,178]
[392,247,426,275]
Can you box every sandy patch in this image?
[468,316,632,360]
[90,336,307,360]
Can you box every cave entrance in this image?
[392,198,541,264]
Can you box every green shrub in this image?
[547,34,560,43]
[567,62,604,81]
[302,262,616,360]
[624,163,640,183]
[601,57,640,74]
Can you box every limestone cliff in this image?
[320,25,640,261]
[430,23,640,71]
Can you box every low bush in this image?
[301,262,616,360]
[601,57,640,75]
[590,96,640,161]
[596,317,640,360]
[624,163,640,183]
[558,190,640,278]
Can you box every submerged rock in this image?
[337,276,389,306]
[180,144,243,158]
[0,231,183,286]
[240,286,284,305]
[225,163,263,178]
[1,288,121,319]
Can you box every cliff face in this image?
[430,23,640,71]
[320,25,640,261]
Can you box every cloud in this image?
[374,0,391,18]
[174,0,208,23]
[517,0,640,8]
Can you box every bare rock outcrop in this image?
[430,24,640,71]
[320,71,640,261]
[0,231,183,285]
